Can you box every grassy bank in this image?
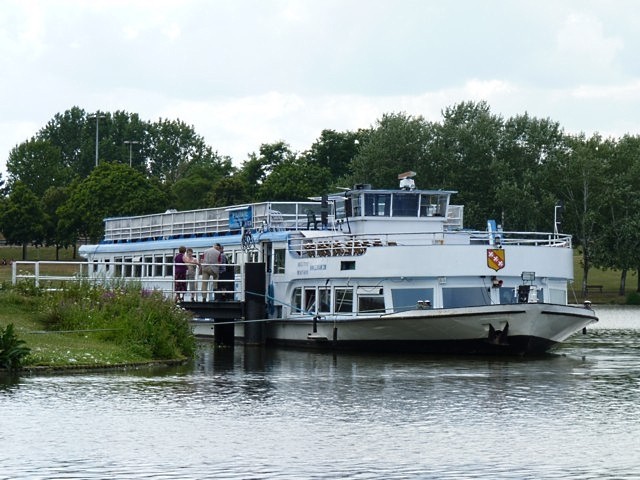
[0,280,195,371]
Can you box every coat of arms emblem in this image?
[487,249,505,271]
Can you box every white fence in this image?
[11,260,244,302]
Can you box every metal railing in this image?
[11,260,244,302]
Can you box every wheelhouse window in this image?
[364,193,391,216]
[392,193,419,217]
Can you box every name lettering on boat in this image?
[487,248,505,271]
[297,261,309,275]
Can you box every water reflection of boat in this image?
[79,172,597,355]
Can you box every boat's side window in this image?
[154,255,163,276]
[273,248,285,274]
[357,287,385,313]
[92,260,99,273]
[304,288,316,313]
[291,287,302,315]
[115,257,123,277]
[164,255,173,277]
[442,287,489,308]
[144,256,153,277]
[334,288,353,313]
[124,258,133,277]
[318,287,331,313]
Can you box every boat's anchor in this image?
[487,322,509,345]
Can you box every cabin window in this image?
[391,288,434,312]
[357,287,385,313]
[124,258,132,277]
[274,248,285,274]
[341,261,356,271]
[442,287,490,308]
[144,256,153,277]
[164,255,173,276]
[115,257,123,277]
[104,259,110,272]
[318,287,331,313]
[304,287,316,313]
[334,288,353,313]
[393,193,419,217]
[154,255,164,276]
[291,287,302,315]
[364,193,391,216]
[92,260,98,273]
[419,194,447,217]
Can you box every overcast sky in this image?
[2,0,640,174]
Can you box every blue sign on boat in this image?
[228,206,252,229]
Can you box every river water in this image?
[1,306,639,479]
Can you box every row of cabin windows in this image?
[291,286,385,315]
[91,249,259,278]
[290,285,557,314]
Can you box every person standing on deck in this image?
[216,243,232,300]
[201,244,220,301]
[184,248,200,301]
[174,246,187,302]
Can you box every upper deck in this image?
[102,187,464,244]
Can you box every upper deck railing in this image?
[103,201,332,243]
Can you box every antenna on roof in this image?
[398,171,416,190]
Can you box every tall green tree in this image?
[0,182,46,259]
[347,112,433,189]
[493,114,567,231]
[6,139,67,197]
[548,133,612,293]
[57,163,170,243]
[429,101,504,228]
[257,158,331,201]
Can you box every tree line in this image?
[1,102,639,293]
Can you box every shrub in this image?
[38,282,195,360]
[0,323,31,370]
[626,291,640,305]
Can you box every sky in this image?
[2,0,640,175]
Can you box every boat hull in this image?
[262,303,598,356]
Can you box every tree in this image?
[305,129,367,182]
[346,112,433,189]
[493,114,568,231]
[146,119,209,184]
[6,139,67,197]
[170,153,235,210]
[549,133,612,293]
[57,163,170,243]
[257,158,332,201]
[428,101,504,228]
[0,182,46,259]
[41,186,70,260]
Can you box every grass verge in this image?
[0,280,195,371]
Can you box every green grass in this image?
[0,277,196,370]
[571,254,638,304]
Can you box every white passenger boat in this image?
[79,173,597,355]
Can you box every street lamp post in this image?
[88,113,106,167]
[123,140,141,167]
